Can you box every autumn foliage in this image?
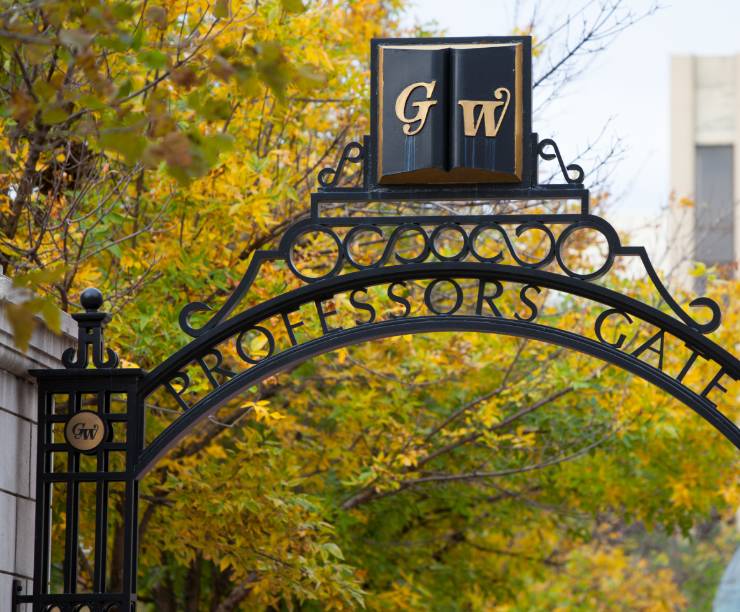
[0,0,737,609]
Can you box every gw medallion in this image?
[64,410,107,453]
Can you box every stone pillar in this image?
[0,275,75,609]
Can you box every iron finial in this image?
[62,288,119,369]
[80,287,104,312]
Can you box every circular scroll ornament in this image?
[64,411,107,453]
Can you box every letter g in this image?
[395,81,438,136]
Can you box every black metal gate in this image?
[12,36,740,610]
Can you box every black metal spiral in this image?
[538,138,585,184]
[317,141,365,188]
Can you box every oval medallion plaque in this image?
[64,410,107,453]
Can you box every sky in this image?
[402,0,740,238]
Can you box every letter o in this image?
[424,279,464,315]
[236,326,276,365]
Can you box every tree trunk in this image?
[213,572,258,612]
[184,554,202,612]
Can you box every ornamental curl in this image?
[538,138,585,184]
[317,141,365,188]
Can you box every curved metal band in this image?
[137,263,740,476]
[148,263,738,392]
[136,314,739,477]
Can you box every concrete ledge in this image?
[0,275,76,379]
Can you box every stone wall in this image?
[0,275,75,609]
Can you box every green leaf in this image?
[40,104,69,125]
[111,2,136,21]
[281,0,306,13]
[5,302,34,351]
[234,63,261,96]
[38,298,61,334]
[131,26,144,51]
[108,242,123,259]
[32,80,56,103]
[322,542,344,560]
[137,50,169,71]
[115,79,133,100]
[201,133,234,165]
[206,98,233,120]
[256,42,291,99]
[12,266,64,289]
[294,63,326,90]
[5,282,62,350]
[98,130,147,165]
[214,0,231,19]
[77,93,107,111]
[98,33,132,52]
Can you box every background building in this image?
[670,55,740,286]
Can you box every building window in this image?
[694,145,734,269]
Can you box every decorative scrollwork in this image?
[684,297,722,334]
[177,207,724,341]
[282,219,617,284]
[317,141,364,188]
[625,247,722,334]
[179,301,213,337]
[554,221,618,281]
[173,136,724,340]
[538,138,585,184]
[179,251,281,337]
[288,227,345,282]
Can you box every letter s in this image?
[387,282,411,319]
[350,288,376,325]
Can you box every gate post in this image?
[14,289,143,611]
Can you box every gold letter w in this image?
[458,87,511,137]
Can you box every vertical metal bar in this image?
[132,386,146,597]
[33,387,51,600]
[121,478,137,598]
[122,383,142,599]
[63,392,81,593]
[93,391,109,592]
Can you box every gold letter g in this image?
[395,81,438,136]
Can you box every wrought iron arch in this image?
[136,261,739,476]
[15,137,740,610]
